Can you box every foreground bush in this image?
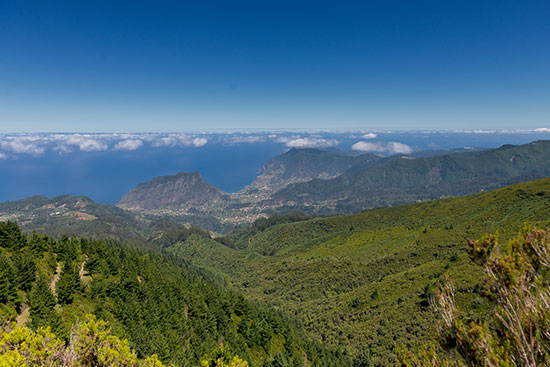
[0,314,166,366]
[200,344,248,367]
[0,314,250,367]
[398,226,550,366]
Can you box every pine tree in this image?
[0,221,26,250]
[0,253,17,303]
[15,251,36,292]
[28,231,49,255]
[28,273,57,330]
[56,261,79,305]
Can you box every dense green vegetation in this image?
[273,140,550,214]
[398,227,550,366]
[226,212,311,249]
[166,178,550,365]
[2,152,550,365]
[0,221,347,366]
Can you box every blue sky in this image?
[1,0,549,132]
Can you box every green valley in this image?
[165,178,550,365]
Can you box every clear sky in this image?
[1,0,549,132]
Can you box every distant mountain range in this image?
[114,140,550,230]
[272,140,550,213]
[2,140,550,234]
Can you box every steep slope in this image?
[0,222,346,366]
[166,178,550,365]
[240,148,381,197]
[273,140,550,213]
[0,195,144,240]
[118,171,229,211]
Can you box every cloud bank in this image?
[0,133,214,157]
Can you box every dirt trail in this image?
[16,305,30,326]
[79,261,85,279]
[15,262,62,327]
[79,255,88,280]
[51,262,61,295]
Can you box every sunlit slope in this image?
[167,178,550,365]
[273,140,550,213]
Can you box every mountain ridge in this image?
[271,139,550,213]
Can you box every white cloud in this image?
[535,127,550,132]
[362,133,377,139]
[52,145,74,154]
[78,140,108,152]
[454,130,497,134]
[275,136,339,148]
[192,137,208,147]
[0,138,46,156]
[149,134,208,148]
[60,134,110,152]
[352,141,412,155]
[222,135,266,145]
[150,136,176,147]
[0,153,7,159]
[113,139,143,151]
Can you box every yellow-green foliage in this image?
[0,323,64,366]
[0,314,169,367]
[201,344,248,367]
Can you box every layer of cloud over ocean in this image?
[0,130,549,204]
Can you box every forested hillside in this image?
[0,222,347,366]
[0,195,146,241]
[273,140,550,213]
[166,178,550,365]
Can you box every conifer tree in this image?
[0,221,26,250]
[28,273,57,330]
[0,253,17,303]
[28,231,49,255]
[56,261,79,305]
[15,251,36,292]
